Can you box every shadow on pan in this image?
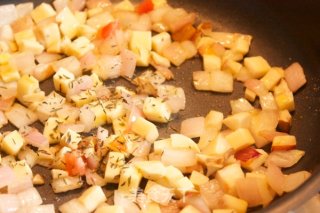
[2,0,320,212]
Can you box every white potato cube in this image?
[225,128,255,151]
[78,186,107,212]
[12,160,33,179]
[244,56,271,78]
[203,54,221,71]
[216,163,244,195]
[189,171,209,187]
[53,68,75,94]
[1,130,25,155]
[43,117,63,144]
[39,22,61,53]
[105,152,126,183]
[56,7,80,39]
[31,3,56,24]
[131,117,159,142]
[64,36,94,58]
[130,30,152,66]
[60,129,82,150]
[143,97,171,123]
[151,32,171,53]
[118,165,142,196]
[170,134,200,153]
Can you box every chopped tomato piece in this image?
[98,21,119,39]
[65,152,86,176]
[136,0,154,14]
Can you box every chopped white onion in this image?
[180,117,205,138]
[0,4,18,27]
[0,194,21,213]
[114,190,140,213]
[0,165,15,188]
[7,177,33,194]
[17,187,43,207]
[161,149,197,167]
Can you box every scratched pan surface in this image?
[2,0,320,212]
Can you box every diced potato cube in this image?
[260,67,284,90]
[131,117,159,142]
[272,135,296,151]
[143,97,171,123]
[135,161,166,180]
[51,176,83,193]
[231,34,252,55]
[223,112,251,130]
[5,103,38,128]
[105,152,126,183]
[225,128,255,151]
[0,64,20,82]
[244,56,271,78]
[190,171,209,187]
[130,31,152,67]
[175,177,194,197]
[60,129,82,149]
[86,11,114,29]
[14,29,36,47]
[31,3,56,23]
[118,165,142,196]
[150,51,171,67]
[162,42,186,66]
[78,186,107,212]
[56,7,80,39]
[193,71,233,93]
[43,117,63,144]
[153,138,172,154]
[244,88,256,102]
[223,194,248,213]
[64,36,94,58]
[53,68,75,94]
[71,89,97,107]
[216,163,244,195]
[19,39,44,55]
[222,60,242,77]
[59,199,88,213]
[33,173,45,185]
[39,22,61,53]
[278,110,292,132]
[1,130,25,155]
[152,32,171,53]
[203,54,221,71]
[12,160,33,179]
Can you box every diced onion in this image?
[17,187,43,207]
[0,165,15,188]
[180,117,205,138]
[161,149,197,167]
[0,194,20,213]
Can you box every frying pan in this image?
[2,0,320,212]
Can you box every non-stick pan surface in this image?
[2,0,320,212]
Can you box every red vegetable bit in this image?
[98,21,119,39]
[65,152,86,176]
[136,0,154,14]
[235,146,261,162]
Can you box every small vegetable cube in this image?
[56,7,80,39]
[43,117,63,144]
[53,68,75,94]
[78,186,107,212]
[12,160,33,179]
[150,51,171,67]
[222,194,248,213]
[143,97,171,123]
[272,135,296,151]
[170,134,200,152]
[60,129,82,150]
[152,32,171,53]
[31,3,56,23]
[260,67,284,90]
[105,152,126,183]
[225,128,255,151]
[64,36,94,58]
[175,177,194,197]
[131,117,159,142]
[203,54,221,71]
[51,176,83,193]
[118,165,142,196]
[39,22,61,53]
[244,56,271,78]
[130,31,152,66]
[190,171,209,187]
[216,163,244,196]
[1,130,25,155]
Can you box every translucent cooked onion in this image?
[284,171,311,193]
[7,177,33,194]
[266,163,285,195]
[114,190,140,213]
[17,187,43,207]
[161,149,197,167]
[58,198,89,213]
[266,149,305,168]
[180,117,205,138]
[0,194,20,213]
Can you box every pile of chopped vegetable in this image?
[0,0,310,212]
